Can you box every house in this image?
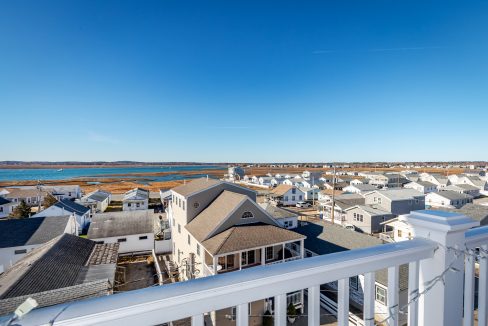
[258,176,273,187]
[323,181,348,191]
[167,178,306,323]
[295,220,409,325]
[42,185,82,200]
[0,216,77,273]
[425,191,473,209]
[317,189,344,203]
[270,177,286,187]
[2,188,49,209]
[0,197,13,219]
[420,173,450,189]
[227,166,245,181]
[269,185,306,206]
[449,174,488,195]
[404,181,438,194]
[259,203,299,229]
[350,178,369,185]
[444,184,480,198]
[32,199,91,234]
[298,187,319,201]
[87,210,169,254]
[320,194,366,225]
[363,189,425,216]
[344,205,395,234]
[122,188,149,211]
[0,234,118,315]
[78,190,111,213]
[343,184,377,194]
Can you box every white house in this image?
[0,197,13,219]
[78,189,111,213]
[258,176,273,187]
[426,191,474,209]
[343,184,377,194]
[419,173,450,188]
[259,203,299,229]
[0,215,77,273]
[32,199,91,234]
[269,185,306,206]
[87,210,170,254]
[445,184,480,198]
[123,188,149,211]
[404,181,438,194]
[298,187,319,201]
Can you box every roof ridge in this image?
[213,227,238,255]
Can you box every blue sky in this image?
[1,1,487,162]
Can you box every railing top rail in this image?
[465,225,488,248]
[10,238,436,326]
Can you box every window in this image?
[182,201,185,210]
[299,195,303,201]
[266,247,274,261]
[197,244,201,256]
[128,203,131,207]
[139,236,148,240]
[292,196,295,201]
[136,203,140,208]
[284,196,288,201]
[375,285,387,305]
[117,238,127,242]
[193,202,200,209]
[292,188,296,194]
[230,303,252,321]
[242,211,254,219]
[15,249,27,255]
[0,207,3,212]
[188,234,191,245]
[284,220,292,228]
[95,241,104,244]
[242,250,256,266]
[178,224,181,234]
[350,276,359,291]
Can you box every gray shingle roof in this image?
[171,178,222,197]
[201,223,305,255]
[88,210,155,238]
[295,220,407,289]
[368,189,425,200]
[123,188,149,201]
[0,234,95,298]
[54,199,90,215]
[0,216,71,248]
[433,204,488,225]
[84,190,111,202]
[433,190,473,201]
[259,203,298,219]
[0,197,10,205]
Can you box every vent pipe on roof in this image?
[206,175,209,181]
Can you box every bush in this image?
[287,302,297,318]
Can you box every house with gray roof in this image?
[344,205,395,234]
[168,178,306,320]
[0,197,12,219]
[363,189,425,216]
[259,203,299,229]
[32,199,91,234]
[0,216,77,273]
[88,210,162,254]
[0,234,118,315]
[404,181,438,194]
[445,184,480,198]
[343,184,377,194]
[78,189,112,213]
[426,190,474,209]
[122,188,149,211]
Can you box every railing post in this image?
[407,210,479,326]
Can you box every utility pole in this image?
[312,175,315,207]
[331,165,336,224]
[36,180,42,212]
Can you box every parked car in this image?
[296,201,311,208]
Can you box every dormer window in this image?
[242,211,254,219]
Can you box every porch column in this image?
[212,255,218,274]
[282,243,285,262]
[239,251,242,270]
[261,247,265,265]
[407,210,479,326]
[300,239,305,258]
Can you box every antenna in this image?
[206,175,209,181]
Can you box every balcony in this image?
[7,210,488,326]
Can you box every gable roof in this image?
[346,205,392,216]
[185,191,248,242]
[433,204,488,225]
[0,197,11,205]
[0,234,118,299]
[408,181,436,187]
[366,189,425,201]
[88,210,155,238]
[270,184,294,196]
[345,184,377,192]
[430,190,473,201]
[0,216,71,248]
[446,184,480,191]
[171,178,222,197]
[259,203,298,219]
[54,199,90,215]
[83,190,111,202]
[202,223,305,255]
[123,188,149,201]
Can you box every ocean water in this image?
[0,165,224,182]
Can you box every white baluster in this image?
[191,314,204,326]
[387,265,399,326]
[308,285,320,326]
[463,252,475,326]
[364,272,375,326]
[338,278,349,326]
[274,293,286,326]
[408,261,419,326]
[479,244,488,326]
[236,303,249,326]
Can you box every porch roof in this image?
[202,223,305,256]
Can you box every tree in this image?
[43,193,58,209]
[10,200,31,219]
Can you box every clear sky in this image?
[1,1,487,163]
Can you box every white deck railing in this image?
[6,210,488,326]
